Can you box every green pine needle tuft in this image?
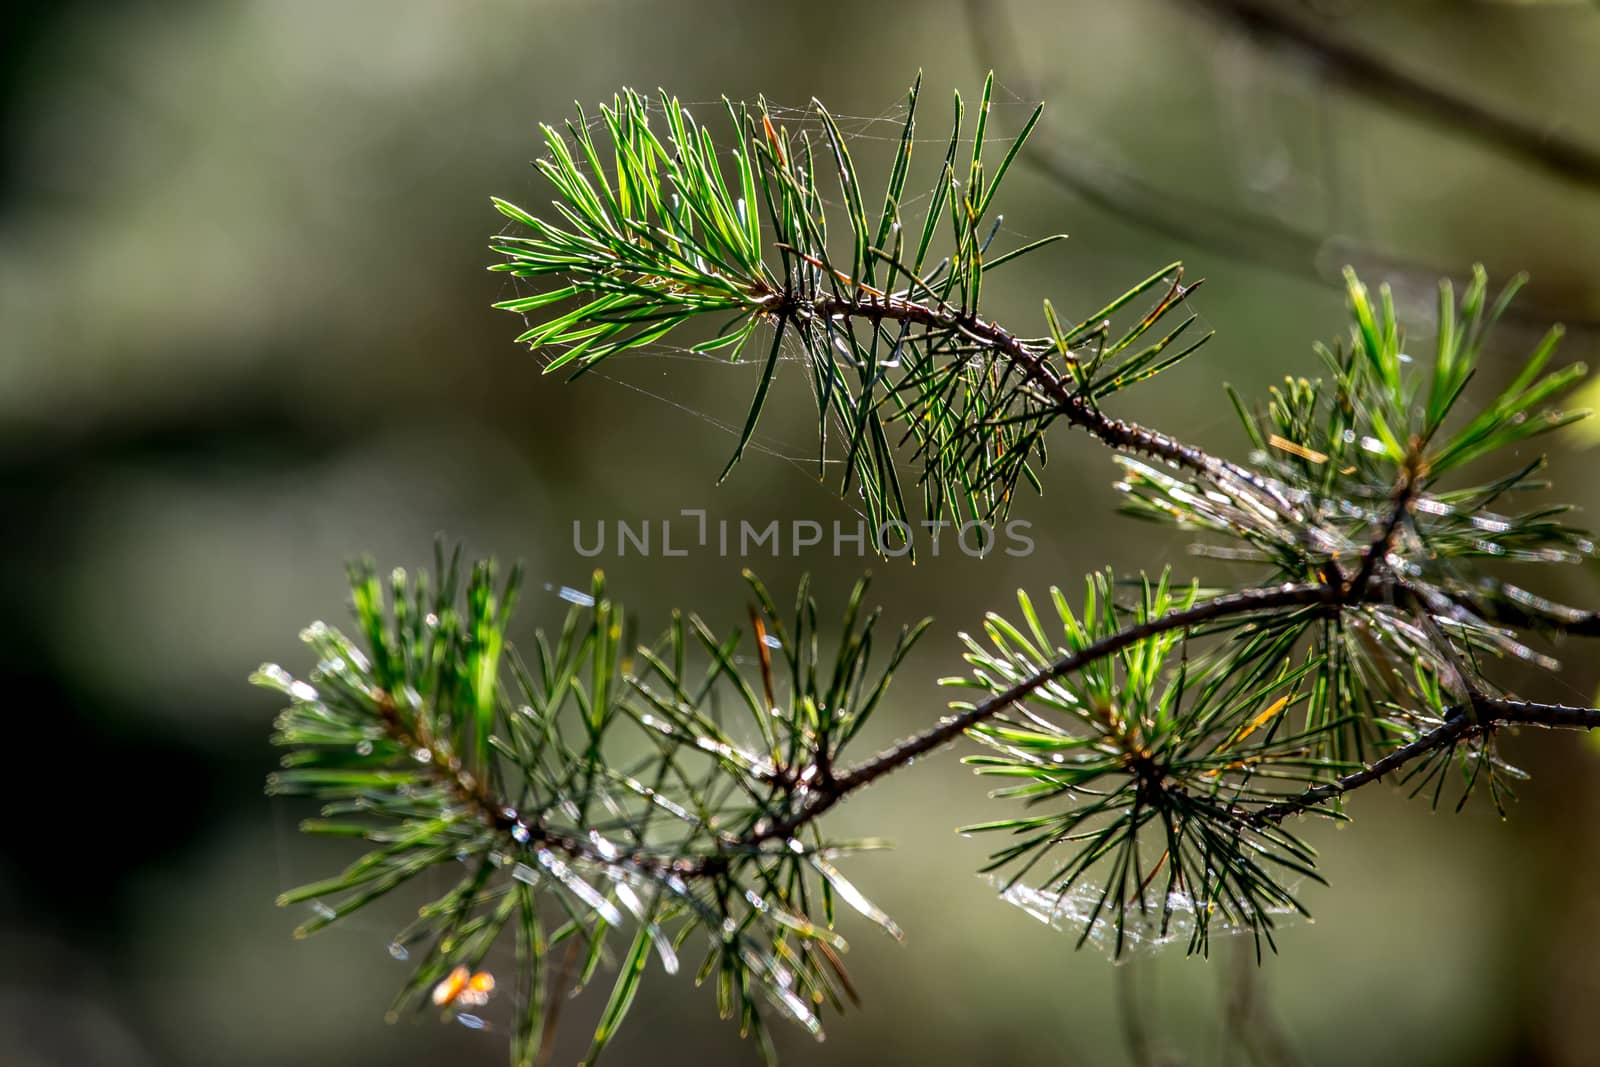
[260,549,925,1064]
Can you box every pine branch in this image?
[479,64,1597,977]
[753,580,1340,842]
[258,76,1600,1066]
[490,78,1233,539]
[261,556,924,1065]
[1249,698,1600,823]
[777,284,1284,515]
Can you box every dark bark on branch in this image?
[1250,697,1600,823]
[788,289,1297,512]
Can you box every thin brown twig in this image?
[1247,696,1600,823]
[779,287,1299,515]
[737,582,1341,852]
[1344,463,1420,600]
[370,689,709,878]
[536,939,583,1067]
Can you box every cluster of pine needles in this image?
[260,75,1599,1064]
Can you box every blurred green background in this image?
[4,1,1600,1064]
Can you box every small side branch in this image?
[1251,697,1600,823]
[734,582,1339,849]
[1345,465,1419,600]
[370,689,708,878]
[802,289,1293,515]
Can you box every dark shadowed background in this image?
[4,2,1600,1064]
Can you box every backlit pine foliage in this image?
[260,75,1600,1065]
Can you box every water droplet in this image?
[544,583,596,607]
[588,833,620,861]
[254,664,293,689]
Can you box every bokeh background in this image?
[5,1,1600,1064]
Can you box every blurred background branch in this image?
[966,0,1600,331]
[1184,0,1600,189]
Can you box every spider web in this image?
[989,875,1308,962]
